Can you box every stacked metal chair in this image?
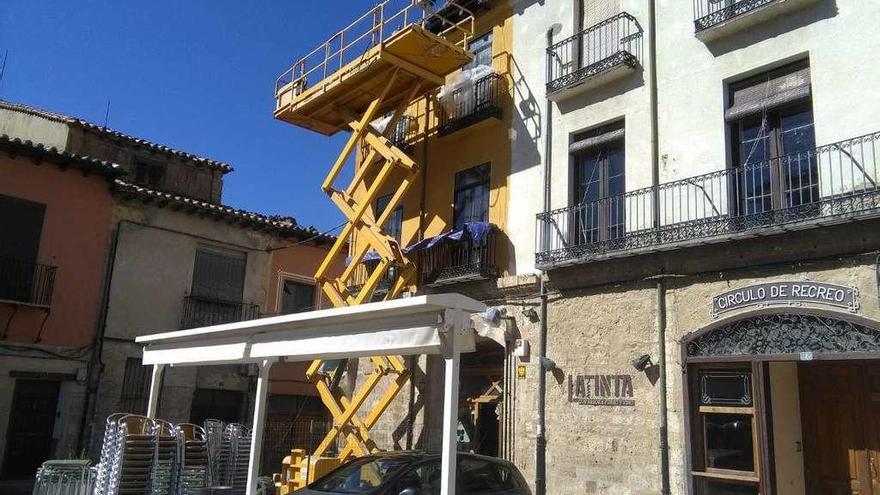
[93,414,159,495]
[203,419,227,487]
[224,424,253,491]
[150,419,179,495]
[32,459,95,495]
[94,413,127,495]
[175,423,209,495]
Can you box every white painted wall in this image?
[0,107,69,150]
[91,204,274,449]
[508,0,880,274]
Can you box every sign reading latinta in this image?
[712,281,859,318]
[568,374,635,406]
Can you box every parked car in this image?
[296,451,531,495]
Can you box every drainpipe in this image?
[646,0,671,493]
[78,221,122,451]
[657,279,671,495]
[535,24,559,495]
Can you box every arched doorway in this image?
[681,309,880,495]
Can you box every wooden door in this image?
[799,363,873,495]
[864,365,880,494]
[2,379,60,479]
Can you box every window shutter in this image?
[191,247,246,302]
[726,61,811,122]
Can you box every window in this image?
[309,457,410,493]
[729,61,816,216]
[280,279,315,314]
[0,195,46,302]
[189,389,243,426]
[691,368,760,493]
[453,163,491,230]
[458,457,518,492]
[133,160,166,189]
[464,31,493,69]
[0,195,45,263]
[393,461,441,495]
[570,122,625,245]
[119,358,151,414]
[191,246,246,302]
[375,194,404,244]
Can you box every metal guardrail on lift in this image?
[274,0,475,97]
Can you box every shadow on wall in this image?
[510,0,545,16]
[508,53,543,175]
[555,69,646,115]
[704,0,839,57]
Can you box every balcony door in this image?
[571,130,625,247]
[729,61,817,218]
[0,195,45,303]
[453,163,490,230]
[576,0,620,69]
[187,246,247,327]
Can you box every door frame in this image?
[680,308,880,495]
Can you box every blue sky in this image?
[0,0,381,231]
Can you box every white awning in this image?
[136,293,486,495]
[137,293,486,366]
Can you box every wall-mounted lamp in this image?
[539,356,557,371]
[521,307,540,323]
[632,354,654,372]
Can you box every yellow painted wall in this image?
[352,2,515,286]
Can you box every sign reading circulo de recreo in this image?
[711,281,859,318]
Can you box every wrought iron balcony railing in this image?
[437,72,504,136]
[694,0,777,32]
[180,295,261,330]
[421,229,499,287]
[536,132,880,268]
[546,12,642,96]
[0,257,56,308]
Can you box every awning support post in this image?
[440,309,464,495]
[146,363,165,419]
[247,359,274,495]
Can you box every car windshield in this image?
[309,457,411,494]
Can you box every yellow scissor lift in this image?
[272,1,475,491]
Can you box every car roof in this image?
[360,451,516,467]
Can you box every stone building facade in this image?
[499,0,880,494]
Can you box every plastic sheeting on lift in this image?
[348,221,498,265]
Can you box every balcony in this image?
[694,0,821,41]
[346,261,398,300]
[180,295,261,330]
[546,12,642,101]
[437,72,505,136]
[536,132,880,269]
[0,258,56,308]
[421,225,499,287]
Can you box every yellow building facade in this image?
[349,1,514,292]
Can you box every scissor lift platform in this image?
[271,1,476,490]
[275,24,471,136]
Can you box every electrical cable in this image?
[266,221,347,252]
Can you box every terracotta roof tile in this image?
[112,180,335,244]
[0,133,123,179]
